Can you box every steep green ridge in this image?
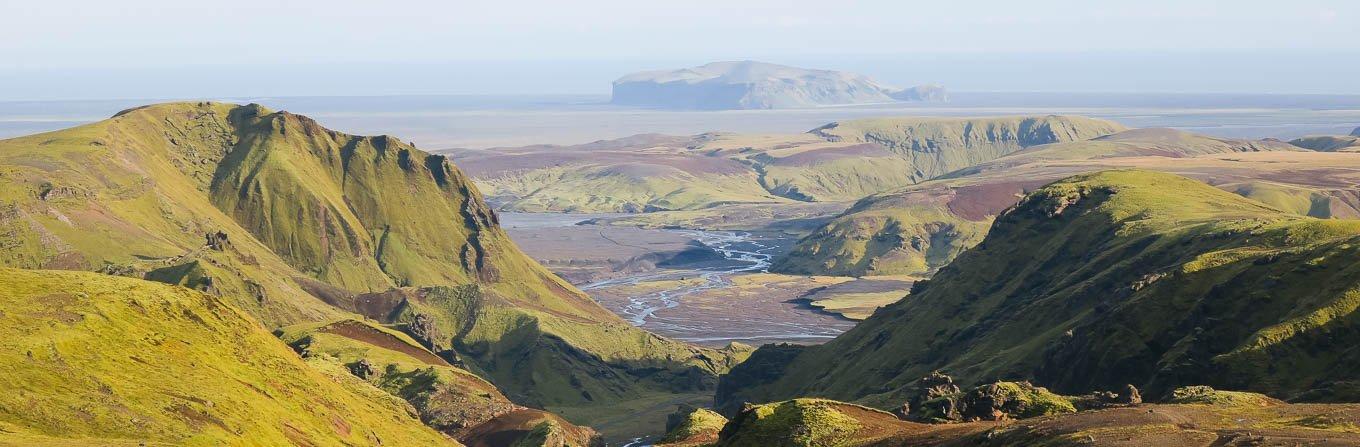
[773,128,1307,277]
[809,115,1126,182]
[722,170,1360,410]
[0,102,742,435]
[0,102,341,325]
[0,269,453,446]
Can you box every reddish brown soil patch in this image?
[765,143,896,167]
[459,408,598,447]
[317,320,449,367]
[947,179,1051,221]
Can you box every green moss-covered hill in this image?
[276,319,600,446]
[771,128,1321,277]
[449,116,1124,213]
[809,115,1125,182]
[721,170,1360,411]
[0,102,740,437]
[0,269,455,446]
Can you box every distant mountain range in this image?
[611,61,946,110]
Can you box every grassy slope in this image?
[276,319,599,446]
[772,128,1309,277]
[721,170,1360,410]
[0,102,743,437]
[810,115,1126,182]
[0,269,452,446]
[0,102,343,325]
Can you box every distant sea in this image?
[2,93,1359,149]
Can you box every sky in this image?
[2,0,1359,100]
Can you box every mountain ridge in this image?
[720,170,1360,412]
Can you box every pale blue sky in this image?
[3,0,1359,99]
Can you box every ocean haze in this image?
[4,51,1360,101]
[5,92,1359,148]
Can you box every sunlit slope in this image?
[0,102,743,423]
[722,171,1360,410]
[772,129,1315,277]
[0,269,454,446]
[0,102,341,325]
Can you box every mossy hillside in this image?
[0,102,344,325]
[914,381,1077,422]
[658,407,727,445]
[0,103,743,427]
[351,286,751,412]
[720,399,862,447]
[771,201,990,277]
[276,319,600,445]
[773,128,1307,278]
[749,151,918,203]
[0,269,453,446]
[477,164,791,213]
[810,115,1126,182]
[715,399,929,447]
[719,170,1360,410]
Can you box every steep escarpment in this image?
[809,115,1126,183]
[0,102,742,439]
[723,171,1360,411]
[0,269,454,446]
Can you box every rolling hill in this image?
[770,128,1346,277]
[447,115,1125,213]
[0,102,743,440]
[720,171,1360,412]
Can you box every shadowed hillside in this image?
[721,171,1360,411]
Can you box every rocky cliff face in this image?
[723,170,1360,410]
[611,61,945,110]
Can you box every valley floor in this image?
[500,212,906,346]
